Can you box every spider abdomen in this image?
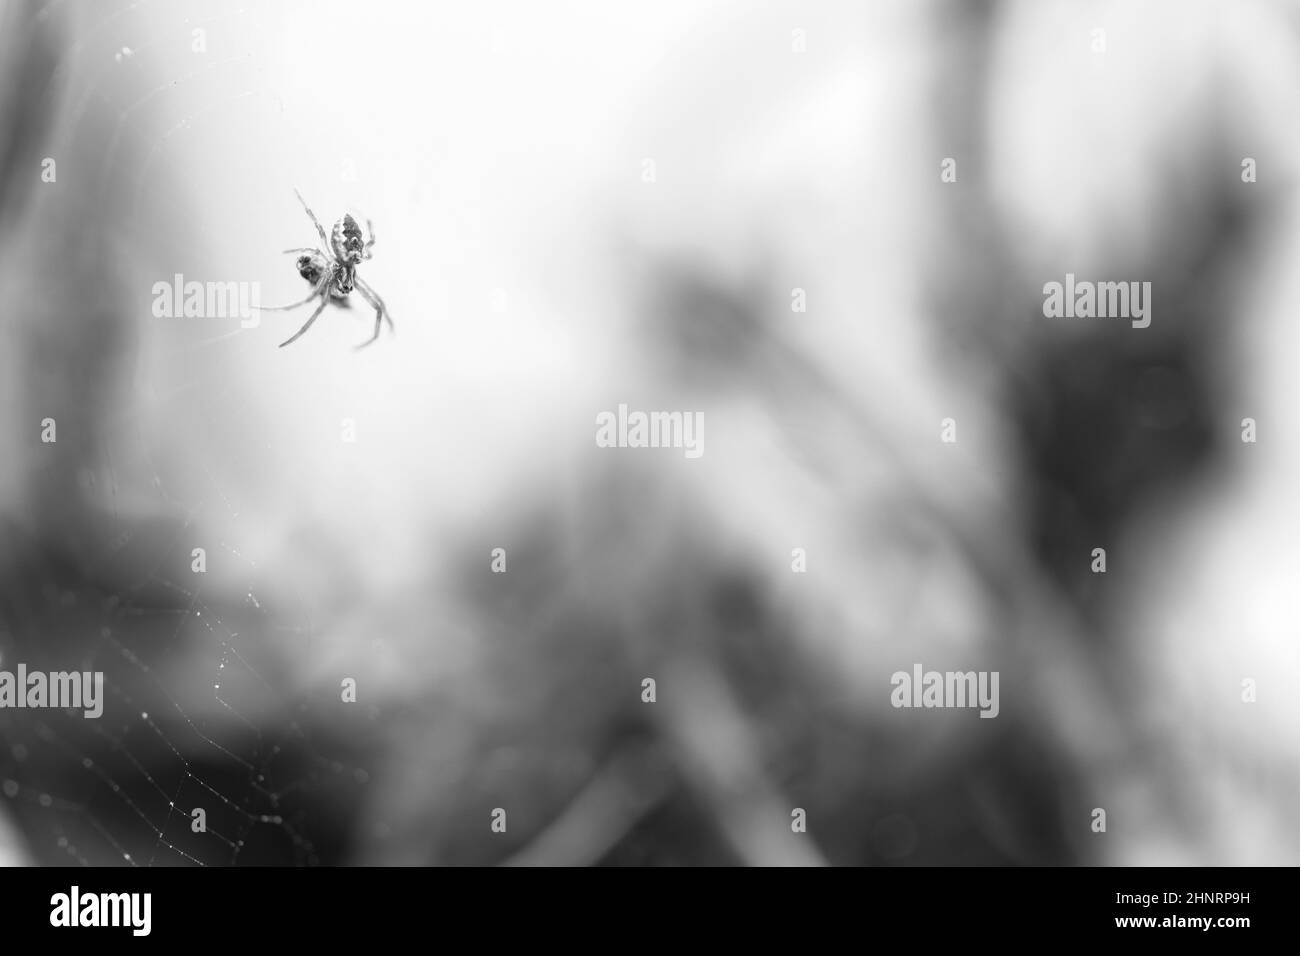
[277,190,390,348]
[334,215,366,263]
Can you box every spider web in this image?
[0,0,382,867]
[7,0,1210,871]
[1,0,666,867]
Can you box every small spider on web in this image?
[261,190,394,349]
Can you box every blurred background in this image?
[1,0,1298,866]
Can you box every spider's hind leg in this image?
[362,219,376,260]
[293,189,331,249]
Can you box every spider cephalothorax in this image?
[262,190,394,348]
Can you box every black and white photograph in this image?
[0,0,1291,938]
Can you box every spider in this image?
[261,189,393,348]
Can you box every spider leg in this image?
[356,276,394,332]
[353,281,387,349]
[282,247,319,255]
[347,209,377,260]
[362,219,376,260]
[293,188,331,249]
[258,280,327,312]
[278,290,333,348]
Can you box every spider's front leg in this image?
[258,276,328,312]
[278,290,333,348]
[354,278,392,349]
